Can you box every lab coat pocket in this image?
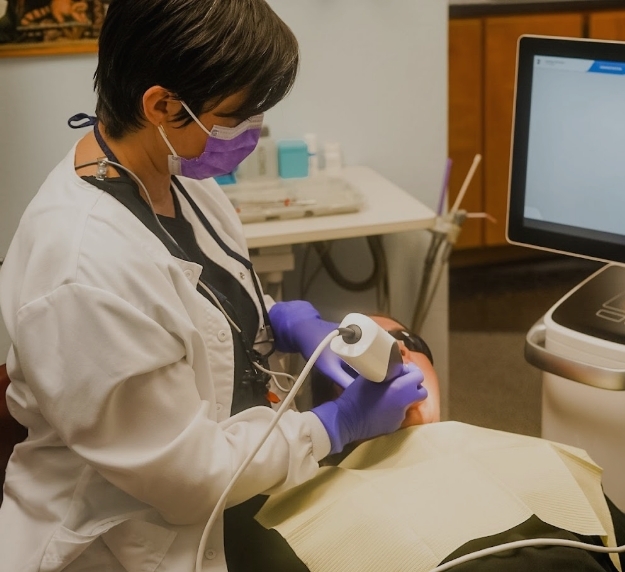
[102,519,177,572]
[40,524,115,572]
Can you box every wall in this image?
[0,55,98,360]
[266,0,449,414]
[0,0,448,414]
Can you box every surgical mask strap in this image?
[158,124,179,157]
[180,101,212,137]
[179,101,264,140]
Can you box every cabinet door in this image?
[589,10,625,40]
[449,18,484,249]
[484,14,584,246]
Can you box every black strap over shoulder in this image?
[82,174,270,413]
[172,177,252,270]
[172,177,274,351]
[83,176,189,261]
[68,113,97,129]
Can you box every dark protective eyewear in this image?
[387,329,434,366]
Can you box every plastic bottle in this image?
[305,133,320,176]
[323,142,343,175]
[256,126,279,179]
[236,126,278,180]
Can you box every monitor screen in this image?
[507,36,625,264]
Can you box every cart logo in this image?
[597,293,625,323]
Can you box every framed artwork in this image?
[0,1,109,57]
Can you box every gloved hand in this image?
[311,363,427,455]
[268,300,356,389]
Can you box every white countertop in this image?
[240,166,437,250]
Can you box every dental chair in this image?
[0,364,27,504]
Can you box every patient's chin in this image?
[401,400,440,428]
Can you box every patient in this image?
[313,315,440,429]
[226,316,625,572]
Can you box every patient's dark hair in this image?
[95,0,299,139]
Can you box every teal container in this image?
[277,140,309,179]
[214,172,237,185]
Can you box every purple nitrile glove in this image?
[311,363,427,455]
[268,300,356,389]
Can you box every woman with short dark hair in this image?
[0,1,427,570]
[94,0,300,140]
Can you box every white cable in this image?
[253,361,296,393]
[194,329,340,572]
[196,282,242,333]
[104,160,180,243]
[75,158,183,254]
[270,374,291,394]
[252,361,296,384]
[430,537,625,572]
[76,159,245,334]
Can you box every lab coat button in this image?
[184,269,194,279]
[217,330,228,342]
[239,272,246,280]
[216,403,223,412]
[204,548,217,560]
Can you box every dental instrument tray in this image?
[221,176,364,223]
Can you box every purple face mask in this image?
[158,102,263,180]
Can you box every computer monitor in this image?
[507,36,625,264]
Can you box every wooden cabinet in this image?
[589,11,625,40]
[449,9,621,250]
[448,19,484,249]
[483,14,583,246]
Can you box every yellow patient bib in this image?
[256,422,620,572]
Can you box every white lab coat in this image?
[0,145,330,572]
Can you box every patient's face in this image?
[368,316,440,427]
[312,316,441,427]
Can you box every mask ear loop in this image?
[180,101,213,137]
[157,124,179,157]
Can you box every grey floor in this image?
[448,254,603,437]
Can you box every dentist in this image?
[0,1,427,571]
